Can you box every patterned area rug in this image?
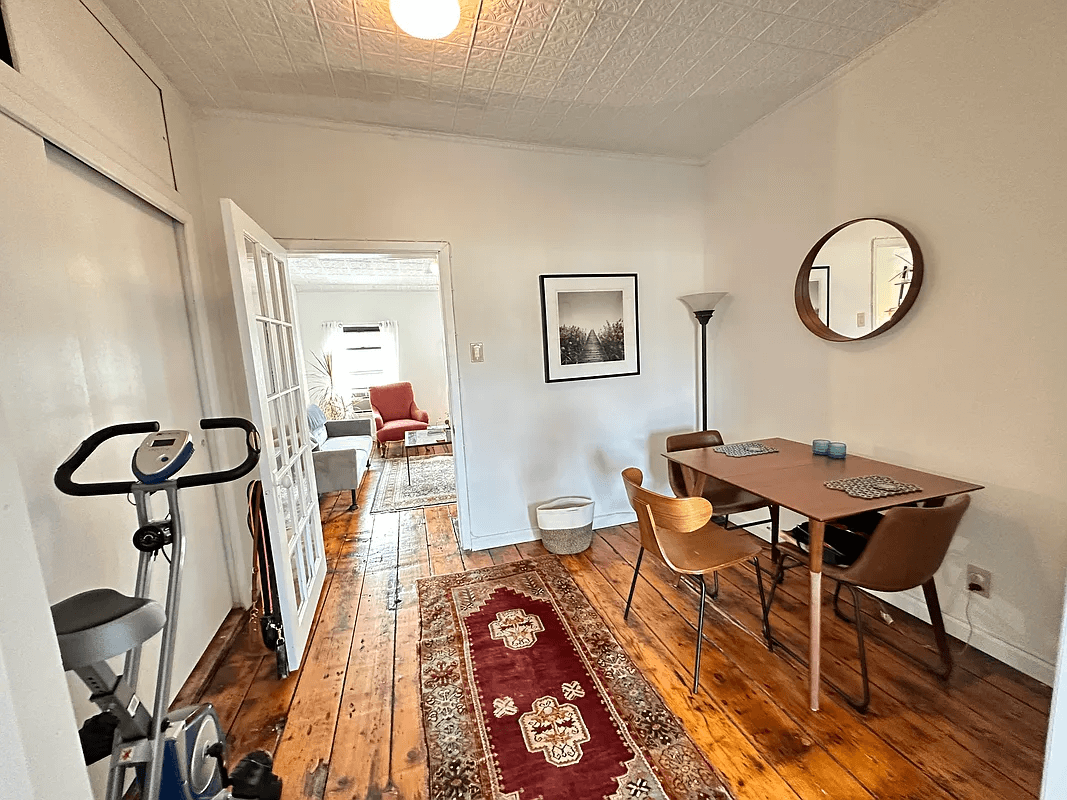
[371,453,456,513]
[417,556,735,800]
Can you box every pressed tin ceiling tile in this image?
[107,0,944,158]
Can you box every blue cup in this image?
[813,439,830,455]
[829,441,847,459]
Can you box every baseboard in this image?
[593,510,638,530]
[467,527,540,551]
[874,591,1054,686]
[466,510,638,552]
[735,518,1055,685]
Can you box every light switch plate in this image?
[470,342,484,362]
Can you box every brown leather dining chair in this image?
[666,431,781,592]
[763,495,971,712]
[621,467,768,693]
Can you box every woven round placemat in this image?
[712,442,779,458]
[825,475,922,499]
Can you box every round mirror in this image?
[795,218,923,342]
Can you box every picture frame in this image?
[539,273,640,383]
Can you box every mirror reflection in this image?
[799,219,921,340]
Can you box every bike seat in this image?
[51,589,166,671]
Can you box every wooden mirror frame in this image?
[794,217,924,342]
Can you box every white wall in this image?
[0,396,91,800]
[195,116,706,546]
[703,0,1067,681]
[0,2,240,796]
[296,288,450,423]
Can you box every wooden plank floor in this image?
[188,455,1050,800]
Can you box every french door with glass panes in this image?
[220,200,323,671]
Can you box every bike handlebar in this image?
[54,418,261,497]
[176,418,261,489]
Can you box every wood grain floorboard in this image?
[391,509,431,800]
[171,608,249,711]
[182,456,1048,800]
[324,511,399,800]
[487,544,523,564]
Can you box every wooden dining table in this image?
[663,437,983,711]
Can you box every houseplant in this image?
[307,351,348,420]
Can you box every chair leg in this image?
[849,585,872,711]
[348,489,358,511]
[753,557,769,641]
[770,505,783,583]
[923,579,954,680]
[694,575,707,694]
[828,584,872,713]
[762,550,786,651]
[710,571,720,600]
[623,547,644,620]
[832,581,850,622]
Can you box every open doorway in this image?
[282,241,469,550]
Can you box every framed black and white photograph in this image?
[539,273,639,383]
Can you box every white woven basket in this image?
[536,497,595,555]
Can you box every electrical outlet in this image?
[966,564,991,598]
[856,311,866,326]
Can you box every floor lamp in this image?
[680,292,728,431]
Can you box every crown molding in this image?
[194,107,706,168]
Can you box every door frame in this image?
[280,238,472,549]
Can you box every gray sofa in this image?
[307,404,373,510]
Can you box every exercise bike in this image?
[52,418,283,800]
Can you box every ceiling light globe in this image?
[390,0,460,40]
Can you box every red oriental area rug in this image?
[417,556,735,800]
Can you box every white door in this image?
[220,199,324,671]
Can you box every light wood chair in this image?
[621,467,768,693]
[666,430,781,580]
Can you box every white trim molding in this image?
[199,108,706,168]
[466,510,638,553]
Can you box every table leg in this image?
[406,444,412,484]
[682,465,707,497]
[808,518,825,711]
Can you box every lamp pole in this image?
[693,309,715,431]
[679,292,727,433]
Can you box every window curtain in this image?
[319,320,348,405]
[321,320,344,357]
[379,320,400,385]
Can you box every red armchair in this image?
[369,382,429,455]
